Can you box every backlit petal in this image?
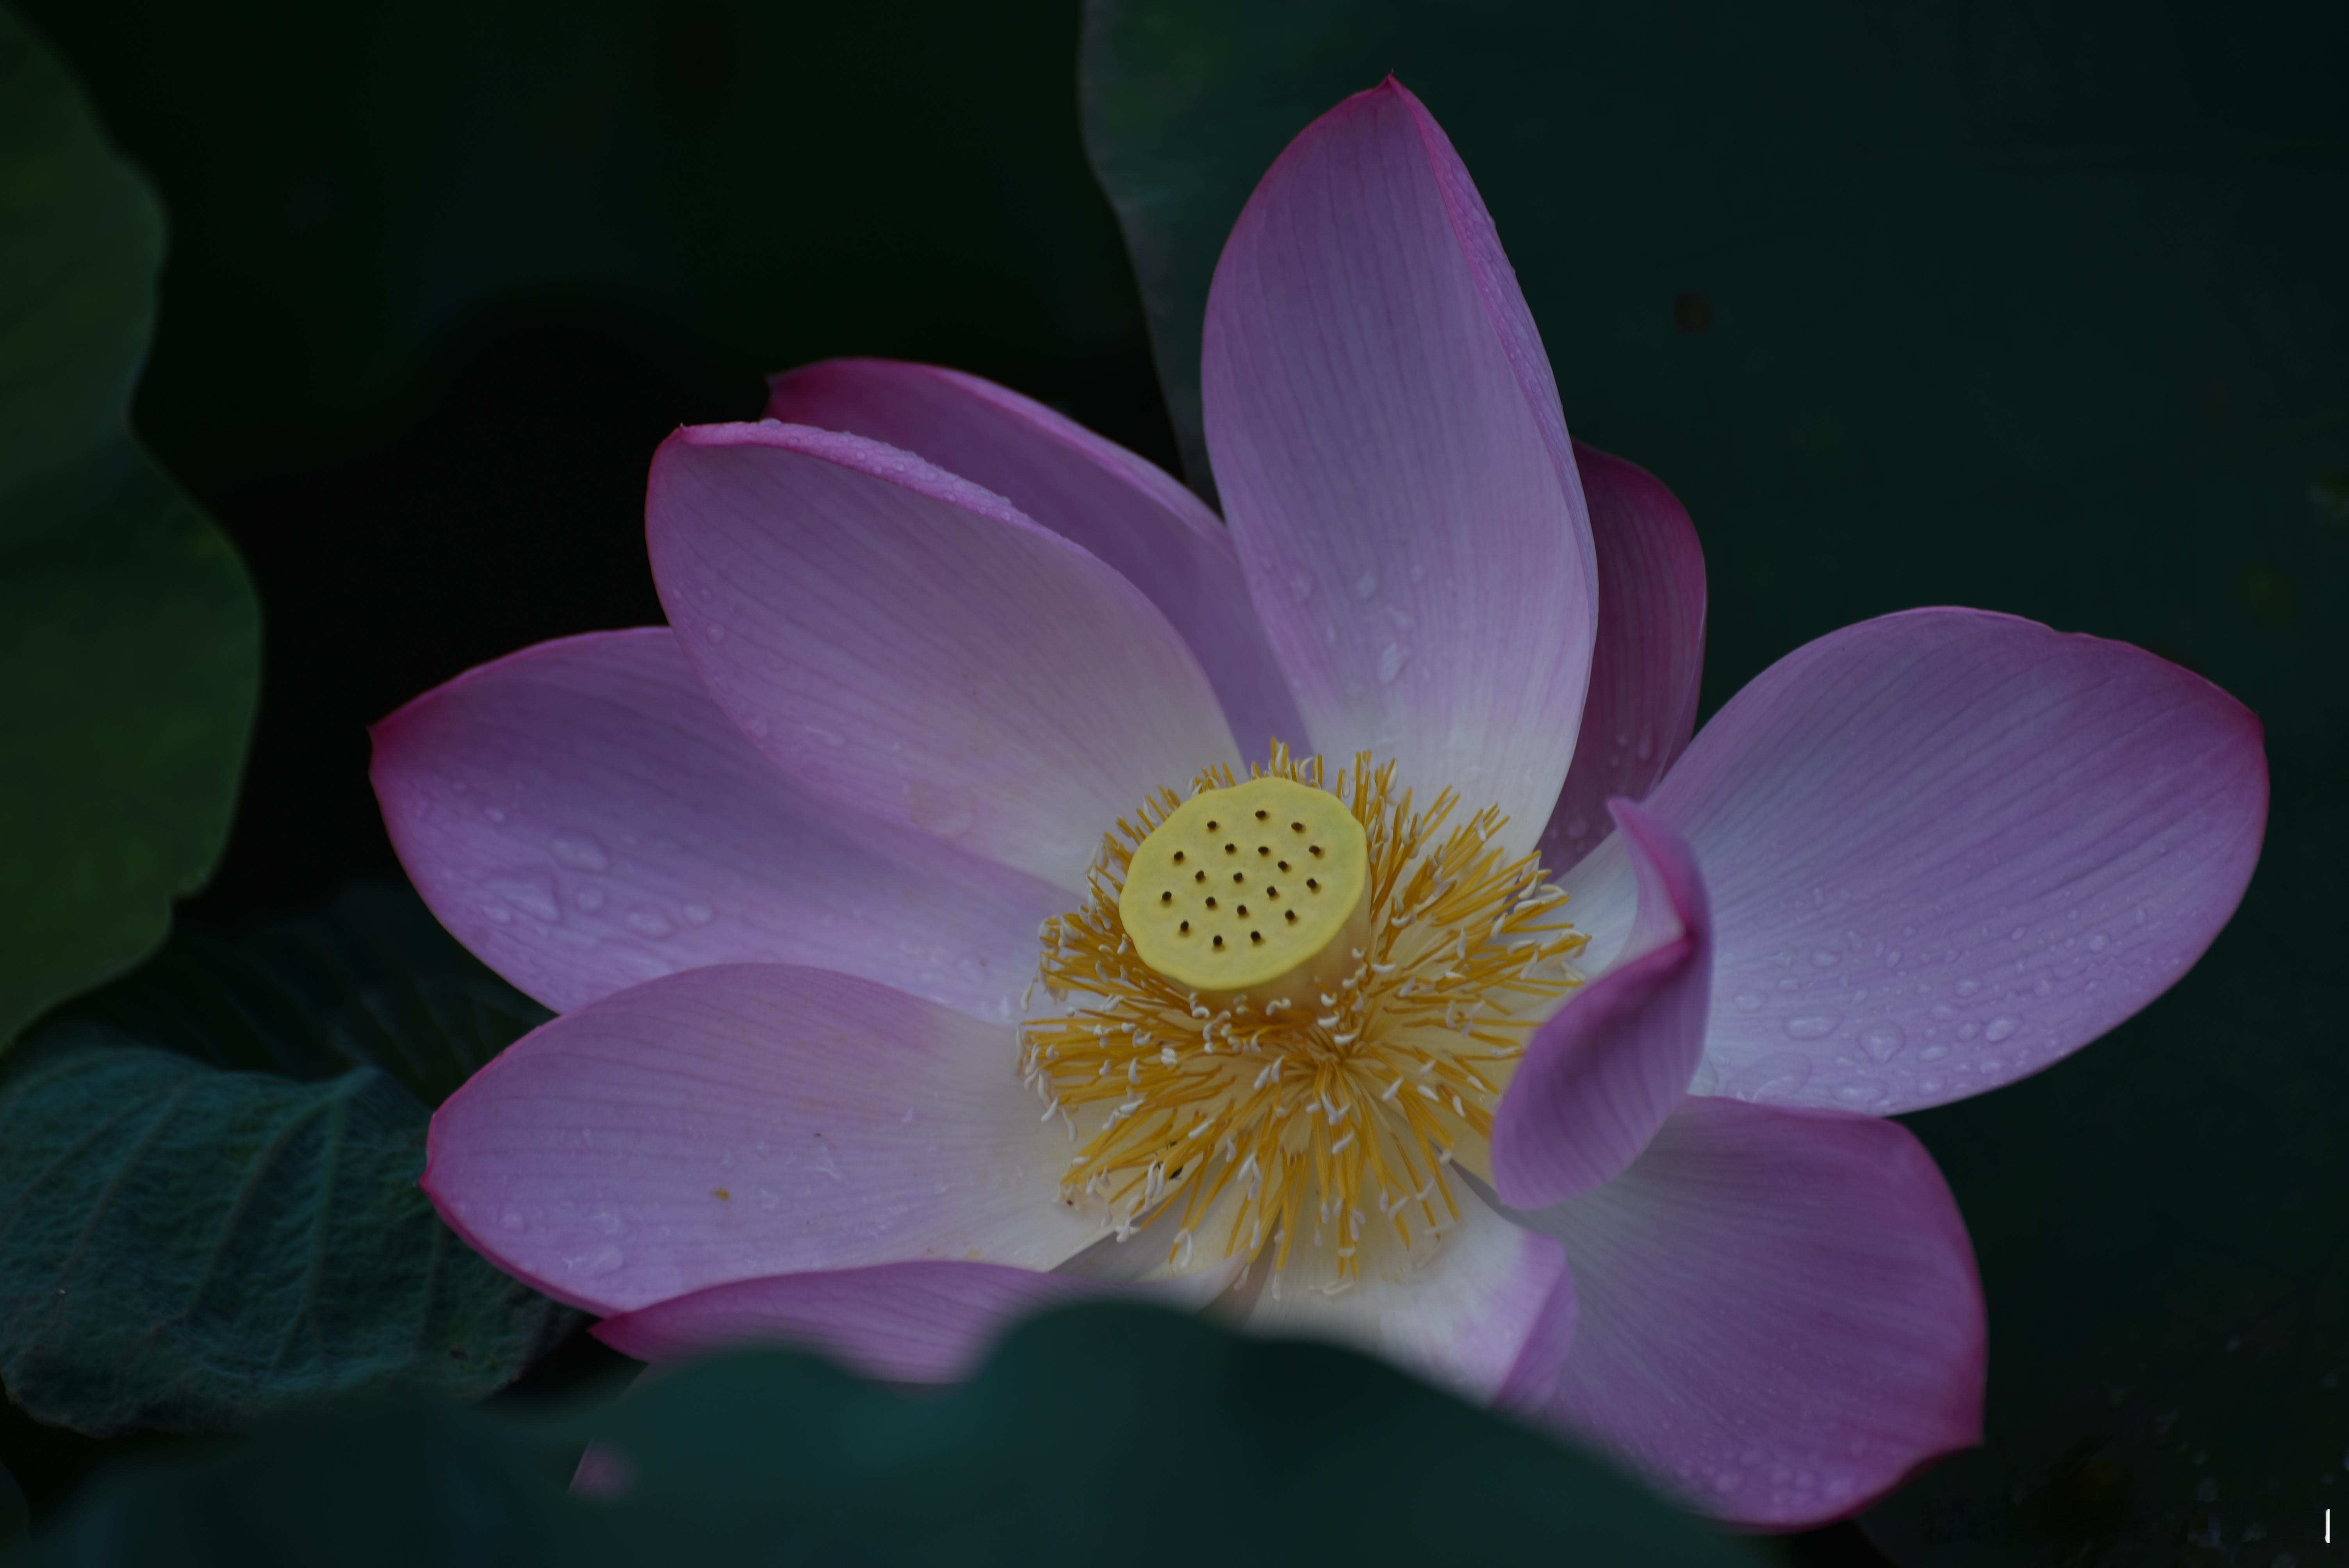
[1513,1096,1984,1527]
[1202,80,1595,854]
[424,964,1100,1315]
[1241,1187,1567,1404]
[1632,608,2266,1112]
[593,1261,1109,1382]
[372,628,1063,1021]
[648,421,1240,891]
[766,359,1303,755]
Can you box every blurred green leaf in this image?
[0,885,572,1437]
[1082,4,2348,1563]
[46,882,551,1107]
[0,5,259,1041]
[21,1306,1770,1566]
[0,1038,577,1437]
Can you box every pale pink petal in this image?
[1240,1189,1568,1404]
[765,359,1303,755]
[1630,608,2266,1112]
[647,422,1241,891]
[424,964,1100,1315]
[372,629,1065,1021]
[1513,1096,1984,1527]
[1201,80,1596,854]
[593,1261,1109,1381]
[1492,801,1711,1208]
[1538,444,1707,872]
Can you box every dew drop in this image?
[705,623,727,643]
[486,806,508,824]
[573,886,608,914]
[683,902,714,925]
[1783,1010,1840,1040]
[575,1245,624,1278]
[804,725,845,747]
[1726,1053,1812,1101]
[1860,1024,1907,1062]
[1353,569,1379,599]
[627,910,675,939]
[1919,1044,1949,1062]
[550,834,610,872]
[1955,977,1983,998]
[2087,932,2108,952]
[1811,948,1839,968]
[1833,1080,1888,1107]
[490,878,560,922]
[499,1208,528,1233]
[1984,1015,2021,1043]
[1287,573,1314,604]
[1376,642,1411,684]
[1733,991,1763,1012]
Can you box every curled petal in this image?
[1512,1096,1985,1527]
[1203,79,1596,855]
[372,628,1062,1020]
[648,421,1240,890]
[1538,443,1706,872]
[1493,800,1711,1208]
[766,358,1303,755]
[424,964,1101,1315]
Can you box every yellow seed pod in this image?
[1117,775,1370,1002]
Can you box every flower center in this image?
[1021,748,1587,1285]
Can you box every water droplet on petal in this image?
[706,623,726,643]
[1833,1080,1888,1107]
[574,886,608,914]
[2087,933,2108,952]
[1784,1010,1841,1040]
[627,910,675,938]
[1725,1053,1812,1101]
[489,878,560,922]
[1353,569,1378,599]
[1376,642,1411,684]
[683,901,714,925]
[550,834,610,872]
[570,1245,624,1278]
[1860,1024,1907,1062]
[1811,948,1839,968]
[1984,1015,2020,1043]
[1955,977,1983,998]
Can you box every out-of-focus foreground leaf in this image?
[0,5,259,1041]
[0,886,572,1436]
[1082,4,2348,1563]
[20,1306,1772,1566]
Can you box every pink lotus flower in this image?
[376,81,2266,1527]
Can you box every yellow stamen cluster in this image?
[1020,748,1588,1282]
